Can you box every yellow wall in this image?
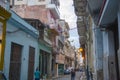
[0,6,11,70]
[0,20,6,70]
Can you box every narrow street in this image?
[1,0,120,80]
[51,72,86,80]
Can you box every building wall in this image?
[13,0,27,5]
[94,27,103,80]
[92,22,97,80]
[4,18,39,80]
[64,41,75,68]
[13,0,47,5]
[56,54,65,64]
[118,3,120,78]
[86,16,97,80]
[103,30,118,80]
[103,31,109,80]
[13,5,48,24]
[0,1,11,70]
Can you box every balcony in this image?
[56,54,65,64]
[0,0,7,9]
[46,4,60,19]
[64,31,69,38]
[0,0,11,20]
[52,46,59,54]
[79,36,86,46]
[88,0,119,25]
[73,0,87,16]
[58,35,64,44]
[59,48,64,54]
[49,23,59,35]
[52,41,60,54]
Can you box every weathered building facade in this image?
[10,0,61,78]
[0,0,11,71]
[74,0,120,80]
[88,0,120,80]
[4,11,39,80]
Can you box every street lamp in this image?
[78,47,89,80]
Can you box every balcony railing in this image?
[46,4,60,19]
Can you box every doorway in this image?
[108,19,119,80]
[9,42,23,80]
[28,46,35,80]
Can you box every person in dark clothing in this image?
[34,67,40,80]
[71,69,76,80]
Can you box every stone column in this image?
[94,28,103,80]
[103,31,109,80]
[108,31,117,80]
[103,30,118,80]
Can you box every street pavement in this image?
[51,71,86,80]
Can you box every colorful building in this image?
[10,0,61,78]
[74,0,120,80]
[4,11,39,80]
[0,0,11,71]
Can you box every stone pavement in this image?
[41,71,86,80]
[44,72,86,80]
[75,72,86,80]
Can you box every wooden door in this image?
[28,46,35,80]
[9,43,22,80]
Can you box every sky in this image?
[59,0,80,48]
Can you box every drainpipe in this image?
[97,0,107,25]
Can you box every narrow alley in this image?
[0,0,120,80]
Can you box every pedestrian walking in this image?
[71,69,76,80]
[34,67,41,80]
[90,70,93,80]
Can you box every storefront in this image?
[39,41,52,78]
[0,6,11,70]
